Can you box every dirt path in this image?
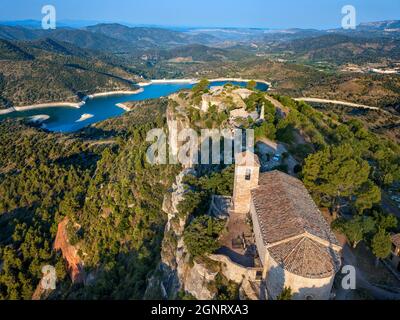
[382,192,400,219]
[294,97,380,111]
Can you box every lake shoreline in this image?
[0,88,145,115]
[0,79,270,116]
[138,78,271,87]
[115,103,130,111]
[85,88,144,99]
[0,102,82,115]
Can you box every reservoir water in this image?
[0,81,268,133]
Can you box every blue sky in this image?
[0,0,399,29]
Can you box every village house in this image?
[213,151,342,300]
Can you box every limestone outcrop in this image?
[146,85,270,300]
[146,167,220,300]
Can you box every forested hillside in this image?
[267,34,400,64]
[0,99,180,299]
[0,39,140,109]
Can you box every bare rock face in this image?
[232,88,253,100]
[54,218,85,284]
[200,88,248,113]
[181,259,219,300]
[31,284,52,301]
[230,108,249,119]
[148,168,217,300]
[166,99,191,165]
[158,169,216,300]
[158,169,194,299]
[168,169,195,220]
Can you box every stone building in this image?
[232,151,342,300]
[390,234,400,272]
[232,152,260,214]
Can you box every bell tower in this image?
[232,151,260,214]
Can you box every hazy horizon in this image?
[0,0,399,30]
[0,17,399,31]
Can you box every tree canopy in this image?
[302,143,380,214]
[184,216,225,259]
[332,216,375,248]
[371,228,392,261]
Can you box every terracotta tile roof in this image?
[268,237,341,279]
[392,234,400,248]
[251,171,340,246]
[251,171,341,278]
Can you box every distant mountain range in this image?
[86,23,218,47]
[0,23,221,53]
[0,19,399,45]
[0,25,133,52]
[0,19,398,63]
[266,33,400,64]
[0,19,105,28]
[358,20,400,31]
[0,19,399,109]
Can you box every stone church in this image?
[231,151,342,300]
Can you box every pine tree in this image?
[276,287,293,300]
[371,228,392,266]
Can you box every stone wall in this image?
[209,254,260,284]
[265,251,334,300]
[250,201,266,267]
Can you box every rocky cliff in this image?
[144,167,221,300]
[54,218,85,284]
[145,86,266,300]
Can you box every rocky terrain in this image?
[54,218,85,284]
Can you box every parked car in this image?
[272,154,281,162]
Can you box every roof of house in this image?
[391,234,400,248]
[251,170,341,278]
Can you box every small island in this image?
[76,113,94,122]
[27,114,50,124]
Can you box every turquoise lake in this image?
[0,81,268,133]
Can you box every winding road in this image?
[340,244,400,300]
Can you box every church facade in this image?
[232,151,342,300]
